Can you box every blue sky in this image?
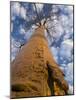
[11,2,74,94]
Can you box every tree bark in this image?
[11,25,68,98]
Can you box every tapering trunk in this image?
[11,25,68,98]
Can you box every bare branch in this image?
[33,3,40,23]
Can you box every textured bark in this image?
[11,25,68,98]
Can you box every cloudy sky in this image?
[10,2,74,94]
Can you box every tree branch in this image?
[33,3,41,24]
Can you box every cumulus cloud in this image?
[51,46,59,62]
[65,62,73,85]
[59,39,73,62]
[11,2,21,17]
[34,3,44,12]
[62,39,73,47]
[48,5,73,42]
[46,17,64,41]
[51,5,59,13]
[19,25,26,35]
[58,10,73,36]
[11,37,20,61]
[50,5,73,91]
[11,2,27,20]
[20,6,27,20]
[52,24,63,38]
[24,27,35,41]
[68,85,73,94]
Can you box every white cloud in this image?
[32,24,38,29]
[68,85,73,94]
[11,16,16,21]
[52,23,64,38]
[51,46,59,62]
[60,62,73,94]
[59,15,69,27]
[20,6,27,20]
[11,37,20,61]
[59,39,73,62]
[46,5,73,46]
[19,25,26,35]
[51,5,59,13]
[24,27,35,41]
[58,9,73,35]
[65,62,73,84]
[63,33,72,40]
[11,2,27,20]
[11,2,20,17]
[46,18,64,40]
[35,3,43,12]
[62,39,73,47]
[56,5,73,16]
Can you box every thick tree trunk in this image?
[11,25,68,98]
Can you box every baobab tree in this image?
[11,2,73,98]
